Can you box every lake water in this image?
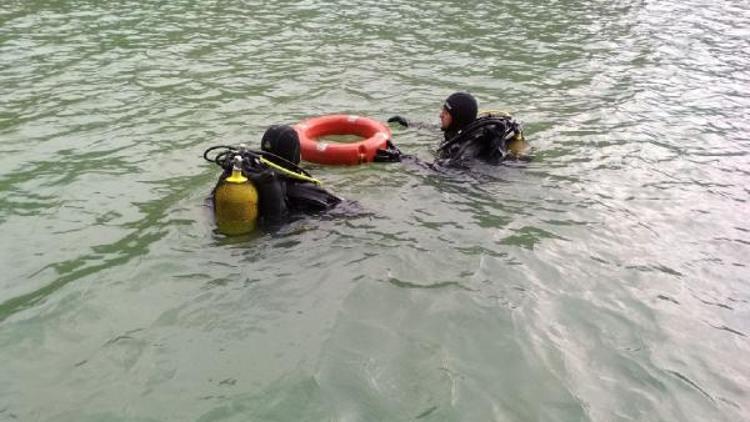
[1,1,748,420]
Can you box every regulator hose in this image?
[203,145,320,184]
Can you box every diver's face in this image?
[440,107,452,130]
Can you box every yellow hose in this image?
[259,157,322,185]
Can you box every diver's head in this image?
[261,125,301,165]
[441,92,478,131]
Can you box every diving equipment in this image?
[213,156,259,235]
[436,113,527,165]
[205,144,340,233]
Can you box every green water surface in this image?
[1,1,748,421]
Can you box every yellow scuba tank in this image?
[507,132,529,157]
[213,156,259,235]
[479,109,529,158]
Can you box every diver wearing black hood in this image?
[261,125,300,166]
[210,125,341,229]
[258,125,341,223]
[388,91,527,166]
[440,92,478,142]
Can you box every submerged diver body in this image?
[255,125,341,222]
[206,125,341,233]
[388,91,529,167]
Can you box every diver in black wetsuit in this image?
[255,125,341,224]
[388,91,528,167]
[207,125,341,231]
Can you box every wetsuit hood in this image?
[261,125,301,165]
[443,92,478,132]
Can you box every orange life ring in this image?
[294,115,392,165]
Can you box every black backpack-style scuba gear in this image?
[204,145,341,227]
[436,114,525,166]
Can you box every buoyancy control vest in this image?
[436,114,526,166]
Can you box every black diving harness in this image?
[436,114,525,162]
